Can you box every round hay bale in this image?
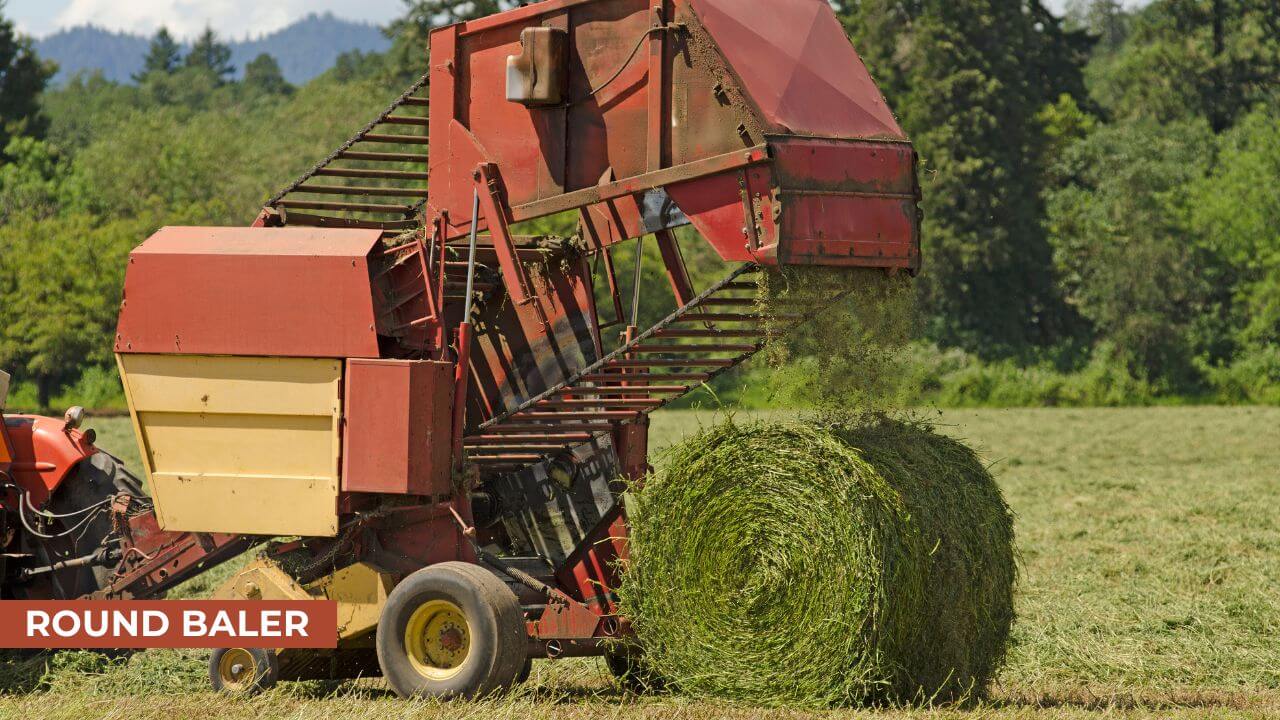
[619,415,1016,708]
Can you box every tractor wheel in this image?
[209,647,279,696]
[376,562,526,699]
[38,452,148,599]
[516,657,533,685]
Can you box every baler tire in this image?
[376,562,526,700]
[516,656,533,685]
[209,647,279,696]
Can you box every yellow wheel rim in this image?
[216,649,258,692]
[404,599,471,680]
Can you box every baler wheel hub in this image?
[405,600,472,680]
[209,647,280,695]
[217,648,256,690]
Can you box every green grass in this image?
[4,407,1279,718]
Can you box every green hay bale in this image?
[619,415,1016,708]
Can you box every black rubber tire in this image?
[209,647,280,696]
[516,657,533,685]
[376,562,527,699]
[43,452,147,598]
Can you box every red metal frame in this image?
[15,0,922,654]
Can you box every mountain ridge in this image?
[36,13,392,85]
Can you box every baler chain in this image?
[263,72,432,239]
[462,264,805,472]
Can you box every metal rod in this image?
[463,189,481,320]
[314,168,429,181]
[653,329,764,338]
[278,199,415,214]
[631,344,760,354]
[631,236,645,328]
[361,133,431,145]
[297,184,426,198]
[379,116,430,126]
[451,189,483,471]
[337,151,429,163]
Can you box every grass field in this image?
[3,406,1280,719]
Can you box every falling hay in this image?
[757,267,917,411]
[620,415,1016,708]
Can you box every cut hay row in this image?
[620,415,1016,708]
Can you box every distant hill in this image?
[36,13,392,85]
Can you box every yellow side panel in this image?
[307,563,394,641]
[117,354,341,537]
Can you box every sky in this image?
[7,0,405,39]
[7,0,1149,40]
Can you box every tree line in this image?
[0,0,1277,410]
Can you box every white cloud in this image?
[54,0,401,40]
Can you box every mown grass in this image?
[3,407,1279,719]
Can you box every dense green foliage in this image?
[0,1,55,159]
[622,416,1015,706]
[0,0,1278,410]
[849,1,1090,356]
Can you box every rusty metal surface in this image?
[686,0,905,140]
[116,227,385,358]
[770,137,921,269]
[96,498,257,600]
[343,360,455,496]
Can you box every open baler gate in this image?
[107,0,921,694]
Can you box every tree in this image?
[1090,0,1280,132]
[1045,119,1216,386]
[0,1,55,159]
[243,53,292,95]
[385,0,518,79]
[1065,0,1135,54]
[848,1,1091,358]
[135,27,181,81]
[0,136,67,222]
[1187,109,1280,353]
[0,214,136,410]
[185,26,234,82]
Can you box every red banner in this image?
[0,601,338,649]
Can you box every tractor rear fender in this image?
[1,414,98,508]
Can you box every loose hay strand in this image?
[757,267,917,411]
[620,416,1016,708]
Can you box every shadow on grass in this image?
[0,652,48,695]
[994,687,1277,712]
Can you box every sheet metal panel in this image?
[117,354,342,537]
[116,227,383,359]
[342,359,454,496]
[685,0,905,140]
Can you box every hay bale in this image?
[619,415,1016,708]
